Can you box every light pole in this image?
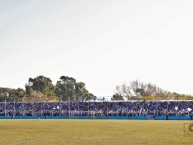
[77,87,82,117]
[4,92,9,116]
[14,96,16,117]
[68,96,71,119]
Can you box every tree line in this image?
[112,80,193,100]
[0,77,192,102]
[0,75,95,102]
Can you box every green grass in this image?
[0,120,193,145]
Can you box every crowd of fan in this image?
[0,101,193,117]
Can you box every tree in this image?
[111,93,124,100]
[22,91,49,102]
[75,82,86,101]
[25,75,56,100]
[0,87,25,102]
[113,80,173,100]
[55,76,95,101]
[55,76,76,101]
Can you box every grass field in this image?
[0,120,193,145]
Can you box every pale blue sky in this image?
[0,0,193,96]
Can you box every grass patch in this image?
[0,120,193,145]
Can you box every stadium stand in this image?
[0,101,193,120]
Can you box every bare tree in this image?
[113,80,173,100]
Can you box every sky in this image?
[0,0,193,96]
